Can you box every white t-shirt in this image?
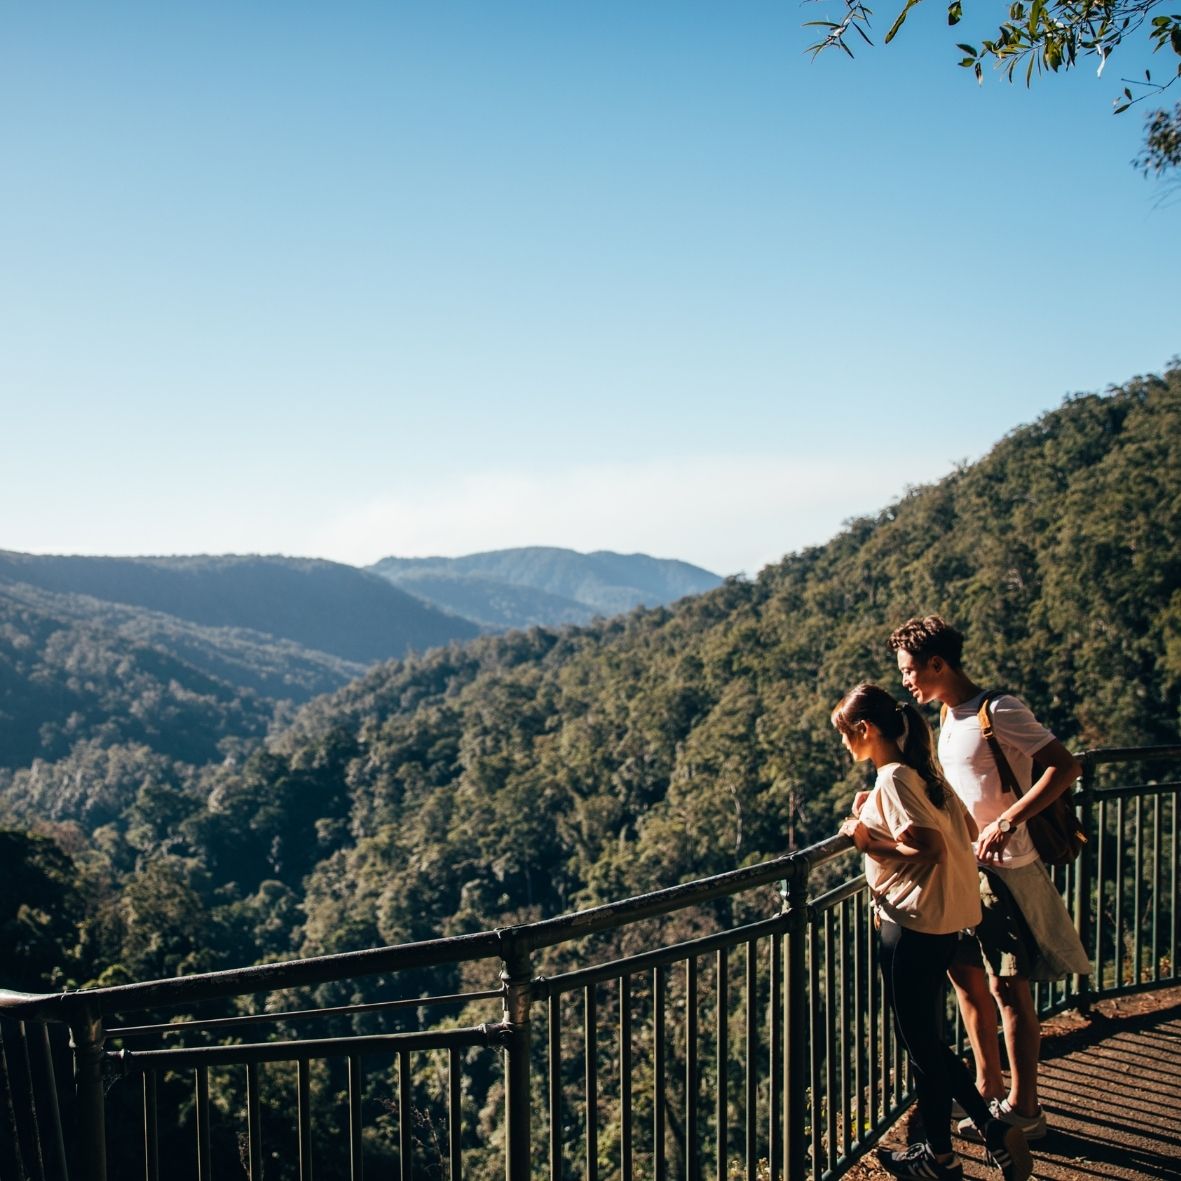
[937,692,1054,869]
[858,762,982,934]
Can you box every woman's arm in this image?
[839,817,946,866]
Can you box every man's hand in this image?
[977,820,1013,863]
[852,790,870,816]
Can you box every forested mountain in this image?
[0,552,479,665]
[2,363,1179,1003]
[369,547,722,629]
[2,363,1177,1180]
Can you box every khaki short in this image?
[953,867,1039,978]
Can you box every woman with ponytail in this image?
[833,684,1032,1181]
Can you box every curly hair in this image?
[887,614,965,670]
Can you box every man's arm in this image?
[978,738,1082,862]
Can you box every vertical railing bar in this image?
[348,1055,364,1181]
[853,893,865,1147]
[246,1061,263,1181]
[448,1046,462,1181]
[14,1020,44,1181]
[808,917,822,1181]
[585,983,598,1181]
[33,1023,68,1181]
[15,1020,45,1181]
[768,934,782,1181]
[1116,797,1126,989]
[784,868,809,1181]
[398,1050,412,1181]
[654,967,666,1181]
[1153,793,1162,983]
[143,1071,159,1181]
[867,897,880,1127]
[501,938,534,1181]
[0,1022,29,1181]
[195,1066,212,1181]
[1172,789,1179,986]
[297,1057,313,1181]
[837,903,849,1164]
[1073,757,1093,1011]
[715,948,728,1181]
[1134,796,1144,987]
[1096,795,1107,991]
[824,909,837,1177]
[893,970,905,1112]
[620,975,633,1181]
[548,993,561,1181]
[72,1007,108,1181]
[744,940,756,1181]
[685,956,699,1181]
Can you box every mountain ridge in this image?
[369,545,722,629]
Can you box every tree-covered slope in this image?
[0,552,479,664]
[0,582,277,771]
[254,365,1180,962]
[3,363,1177,999]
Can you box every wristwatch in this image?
[997,817,1016,834]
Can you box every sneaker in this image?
[957,1098,1047,1141]
[876,1141,964,1180]
[984,1119,1033,1181]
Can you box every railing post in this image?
[499,932,533,1181]
[68,1003,107,1181]
[1074,753,1095,1015]
[784,861,811,1181]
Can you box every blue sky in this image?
[2,1,1176,577]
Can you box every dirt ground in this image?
[842,985,1181,1181]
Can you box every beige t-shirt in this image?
[858,763,983,934]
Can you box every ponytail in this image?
[832,684,950,808]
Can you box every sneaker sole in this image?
[989,1124,1033,1181]
[957,1116,1047,1142]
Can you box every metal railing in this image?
[1,744,1178,1181]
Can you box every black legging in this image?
[878,918,994,1154]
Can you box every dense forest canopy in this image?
[1,361,1178,1001]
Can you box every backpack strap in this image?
[976,691,1024,797]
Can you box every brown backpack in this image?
[941,692,1087,866]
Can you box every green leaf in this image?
[885,0,921,45]
[948,1,963,26]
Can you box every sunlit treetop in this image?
[806,0,1181,110]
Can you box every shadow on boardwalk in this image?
[845,985,1181,1181]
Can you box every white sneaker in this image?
[957,1098,1047,1142]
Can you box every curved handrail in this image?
[0,836,856,1023]
[9,743,1172,1026]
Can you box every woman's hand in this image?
[851,790,870,817]
[840,816,869,851]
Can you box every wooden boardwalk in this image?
[846,985,1181,1181]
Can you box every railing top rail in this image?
[1,835,854,1025]
[0,928,504,1023]
[1080,744,1181,765]
[499,833,850,959]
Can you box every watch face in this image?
[998,819,1012,833]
